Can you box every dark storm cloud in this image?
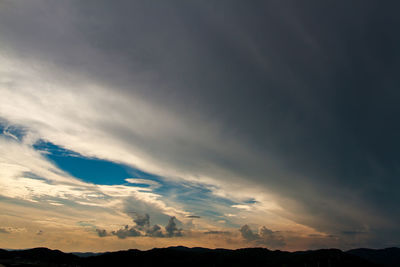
[239,225,259,242]
[132,213,164,237]
[96,229,108,237]
[97,215,182,238]
[133,213,150,229]
[239,225,285,249]
[112,225,141,239]
[1,0,400,247]
[165,217,183,237]
[146,224,164,238]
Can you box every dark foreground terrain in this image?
[0,246,399,267]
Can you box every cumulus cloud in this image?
[112,225,141,239]
[239,225,285,249]
[96,229,108,237]
[98,214,183,239]
[133,213,150,229]
[165,216,183,237]
[239,225,259,242]
[146,224,164,237]
[258,226,286,249]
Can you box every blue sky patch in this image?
[33,140,162,186]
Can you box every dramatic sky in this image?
[1,0,399,252]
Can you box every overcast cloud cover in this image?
[0,0,400,250]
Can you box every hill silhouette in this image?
[0,246,398,266]
[347,247,400,267]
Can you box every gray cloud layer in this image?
[1,0,400,247]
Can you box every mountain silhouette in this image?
[347,247,400,267]
[0,246,398,266]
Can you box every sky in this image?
[0,0,399,252]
